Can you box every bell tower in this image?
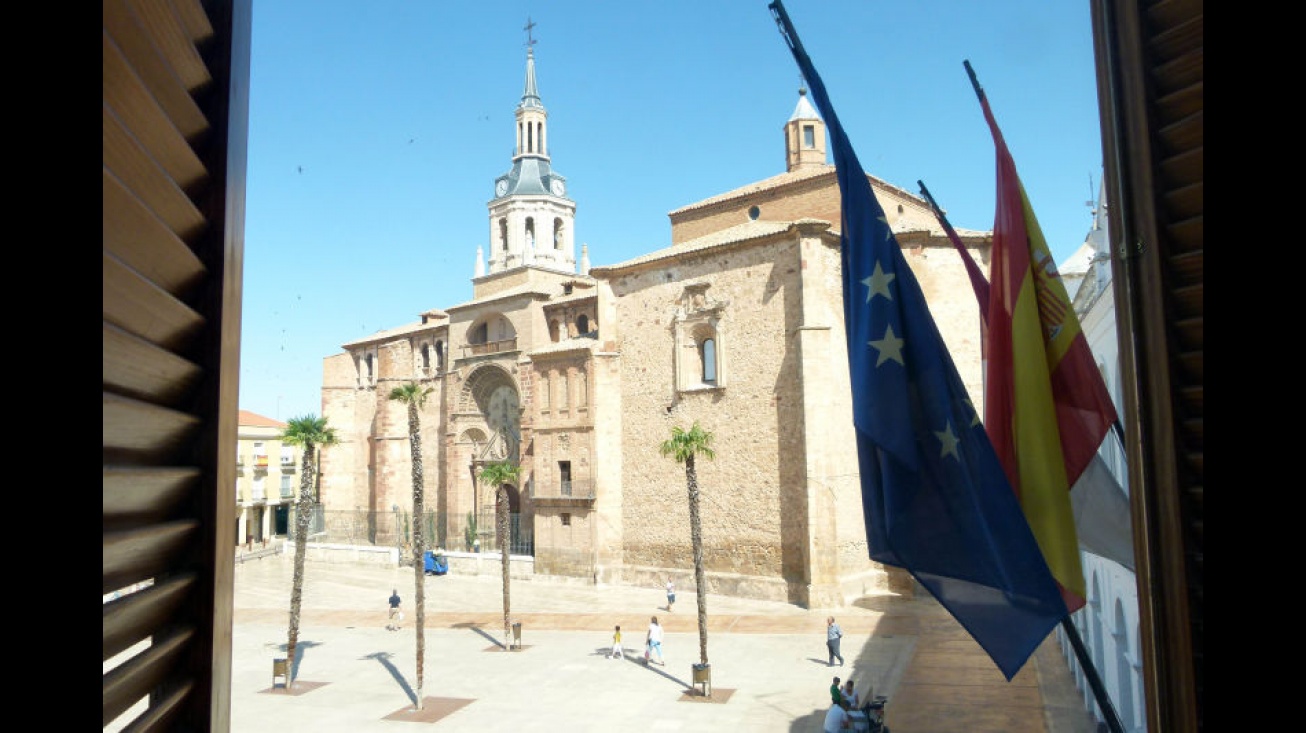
[485,18,577,276]
[784,84,827,172]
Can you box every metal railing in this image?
[532,479,595,499]
[460,337,518,357]
[285,508,534,558]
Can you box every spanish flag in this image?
[971,63,1119,613]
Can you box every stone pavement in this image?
[231,552,1098,732]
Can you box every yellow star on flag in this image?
[869,324,905,367]
[862,261,896,303]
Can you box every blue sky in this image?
[241,0,1105,423]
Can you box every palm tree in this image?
[389,382,434,709]
[659,421,716,668]
[478,459,522,648]
[279,414,339,689]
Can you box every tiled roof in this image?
[238,410,285,428]
[592,220,825,273]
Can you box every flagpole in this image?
[963,57,1126,733]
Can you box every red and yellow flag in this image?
[978,88,1119,614]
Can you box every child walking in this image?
[609,625,623,659]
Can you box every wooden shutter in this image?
[1090,0,1202,730]
[103,0,250,729]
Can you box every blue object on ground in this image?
[423,550,449,575]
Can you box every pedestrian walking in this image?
[386,589,403,631]
[609,625,623,659]
[826,616,845,666]
[645,616,665,665]
[665,578,676,612]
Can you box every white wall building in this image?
[1057,179,1146,733]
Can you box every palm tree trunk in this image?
[498,486,511,647]
[409,403,425,710]
[686,456,709,666]
[286,445,316,688]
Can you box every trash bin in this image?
[511,622,522,650]
[691,662,712,697]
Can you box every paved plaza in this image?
[230,550,1098,732]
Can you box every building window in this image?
[701,338,717,383]
[577,314,589,334]
[748,205,760,220]
[435,340,445,372]
[559,461,572,496]
[280,473,293,497]
[525,217,535,250]
[802,123,815,148]
[499,218,508,251]
[421,344,431,373]
[554,218,564,249]
[549,319,561,342]
[561,512,571,527]
[364,353,374,385]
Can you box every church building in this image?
[319,43,990,608]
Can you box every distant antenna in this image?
[1085,172,1096,209]
[524,16,537,48]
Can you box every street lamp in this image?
[392,503,401,566]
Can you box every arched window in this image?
[470,322,488,345]
[549,319,561,343]
[421,344,431,373]
[701,338,717,383]
[435,340,445,372]
[525,217,535,250]
[553,218,564,249]
[499,218,508,251]
[577,314,589,335]
[365,353,374,384]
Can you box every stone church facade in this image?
[319,46,990,608]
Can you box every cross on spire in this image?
[523,16,537,48]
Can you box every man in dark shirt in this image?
[387,589,402,631]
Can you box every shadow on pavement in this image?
[452,621,506,649]
[363,651,416,706]
[275,640,323,680]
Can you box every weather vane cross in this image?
[524,16,537,48]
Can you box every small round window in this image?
[748,205,760,220]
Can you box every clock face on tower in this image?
[550,179,565,196]
[496,180,508,197]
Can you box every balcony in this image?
[531,478,595,507]
[281,454,295,466]
[280,485,295,500]
[253,454,269,471]
[460,337,517,358]
[251,487,266,502]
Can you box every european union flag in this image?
[769,1,1069,680]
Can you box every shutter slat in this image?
[103,251,206,351]
[111,680,193,733]
[104,322,203,405]
[103,465,199,529]
[103,521,200,593]
[103,29,207,189]
[127,0,211,92]
[104,0,208,139]
[102,168,207,296]
[103,628,194,726]
[104,104,208,242]
[103,392,202,459]
[104,574,196,661]
[170,0,214,43]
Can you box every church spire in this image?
[784,84,827,172]
[485,20,576,277]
